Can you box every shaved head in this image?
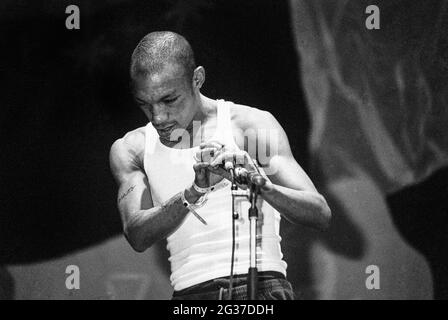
[130,31,196,84]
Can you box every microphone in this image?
[224,158,235,171]
[234,167,266,187]
[224,159,236,187]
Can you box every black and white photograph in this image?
[0,0,447,303]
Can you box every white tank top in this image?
[143,99,287,291]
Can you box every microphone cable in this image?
[228,168,237,300]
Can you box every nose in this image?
[151,104,169,126]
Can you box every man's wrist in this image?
[260,180,275,194]
[184,185,202,204]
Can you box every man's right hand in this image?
[193,141,225,189]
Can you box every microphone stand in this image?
[247,182,260,300]
[230,176,260,300]
[229,168,238,300]
[229,156,264,300]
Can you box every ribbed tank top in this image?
[143,99,287,291]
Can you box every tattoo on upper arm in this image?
[118,185,136,203]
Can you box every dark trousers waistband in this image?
[173,271,285,297]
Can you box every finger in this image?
[207,166,232,181]
[193,162,209,169]
[200,140,224,150]
[249,157,262,173]
[210,150,247,167]
[243,157,259,172]
[209,152,234,168]
[233,151,248,167]
[194,147,220,161]
[195,147,219,162]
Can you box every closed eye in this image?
[135,99,149,107]
[163,96,178,104]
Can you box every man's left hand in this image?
[200,141,270,189]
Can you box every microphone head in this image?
[224,160,235,171]
[234,167,248,185]
[234,166,247,176]
[251,174,266,187]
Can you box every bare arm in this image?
[253,111,331,230]
[109,132,201,252]
[208,108,331,230]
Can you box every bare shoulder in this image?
[109,127,146,179]
[229,102,291,161]
[230,103,280,131]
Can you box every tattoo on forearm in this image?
[118,185,135,203]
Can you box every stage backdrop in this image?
[288,0,448,299]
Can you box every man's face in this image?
[132,63,197,143]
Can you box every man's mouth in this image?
[156,124,176,137]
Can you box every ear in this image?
[192,66,205,90]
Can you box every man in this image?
[109,31,331,300]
